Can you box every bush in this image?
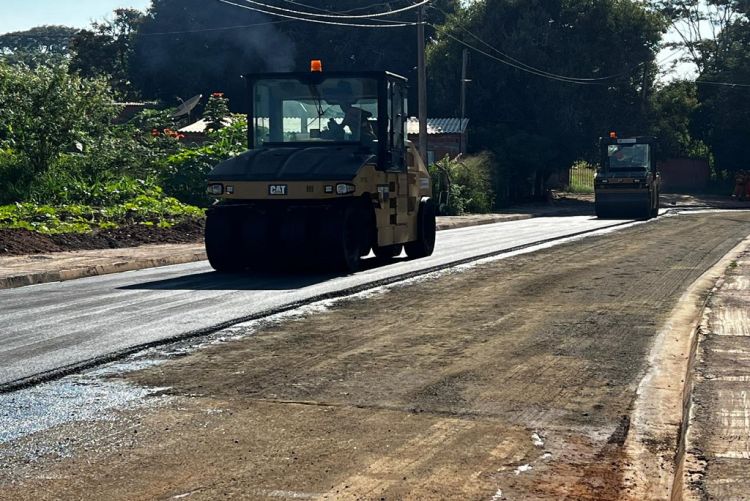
[0,177,203,234]
[429,152,494,215]
[160,115,247,206]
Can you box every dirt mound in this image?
[0,219,205,256]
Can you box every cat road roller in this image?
[204,63,436,273]
[595,133,660,219]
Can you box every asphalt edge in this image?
[0,215,532,290]
[621,234,750,500]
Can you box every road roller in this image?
[595,133,660,219]
[204,62,436,273]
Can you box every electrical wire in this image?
[438,31,614,85]
[139,18,292,36]
[281,0,413,14]
[696,80,750,88]
[218,0,419,27]
[239,0,430,19]
[428,6,641,82]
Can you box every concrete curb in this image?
[0,249,207,290]
[0,214,532,290]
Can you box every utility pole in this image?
[460,48,469,154]
[417,5,428,164]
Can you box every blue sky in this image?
[0,0,151,34]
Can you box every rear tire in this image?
[322,203,367,273]
[405,198,437,259]
[205,209,244,272]
[650,190,660,218]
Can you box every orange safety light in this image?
[310,60,323,72]
[609,131,617,139]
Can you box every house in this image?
[406,117,469,164]
[178,117,237,144]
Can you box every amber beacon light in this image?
[310,60,323,72]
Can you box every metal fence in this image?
[568,166,595,192]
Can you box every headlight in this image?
[207,183,224,195]
[336,183,356,195]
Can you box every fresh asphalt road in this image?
[0,215,633,389]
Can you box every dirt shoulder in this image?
[2,212,750,500]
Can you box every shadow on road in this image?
[119,256,410,291]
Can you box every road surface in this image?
[0,215,631,390]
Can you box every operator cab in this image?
[598,136,657,178]
[248,66,408,171]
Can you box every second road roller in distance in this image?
[204,62,436,273]
[595,133,660,219]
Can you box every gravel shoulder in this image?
[1,212,750,500]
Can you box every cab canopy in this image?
[599,135,657,173]
[246,71,408,171]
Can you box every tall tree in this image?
[692,16,750,173]
[428,0,664,201]
[69,9,145,99]
[0,25,78,67]
[129,0,295,110]
[648,0,748,72]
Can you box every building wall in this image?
[407,133,467,164]
[658,158,710,193]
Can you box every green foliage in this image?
[202,93,230,130]
[69,9,144,99]
[0,25,78,67]
[429,0,664,201]
[649,81,711,160]
[568,161,596,194]
[692,17,750,173]
[430,153,494,215]
[0,61,118,202]
[161,115,247,206]
[0,178,203,234]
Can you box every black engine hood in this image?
[207,145,375,182]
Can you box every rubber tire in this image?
[650,190,660,218]
[323,203,367,273]
[405,198,437,259]
[205,209,244,272]
[373,244,403,260]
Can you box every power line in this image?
[140,19,292,36]
[438,31,613,85]
[278,0,413,24]
[239,0,431,19]
[428,6,640,83]
[697,80,750,88]
[218,0,419,27]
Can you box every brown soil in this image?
[0,219,204,256]
[2,212,750,500]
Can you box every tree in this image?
[692,17,750,173]
[648,0,748,72]
[129,0,296,109]
[649,80,709,159]
[69,9,144,99]
[0,62,118,201]
[428,0,664,201]
[0,25,78,67]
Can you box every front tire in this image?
[205,209,244,272]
